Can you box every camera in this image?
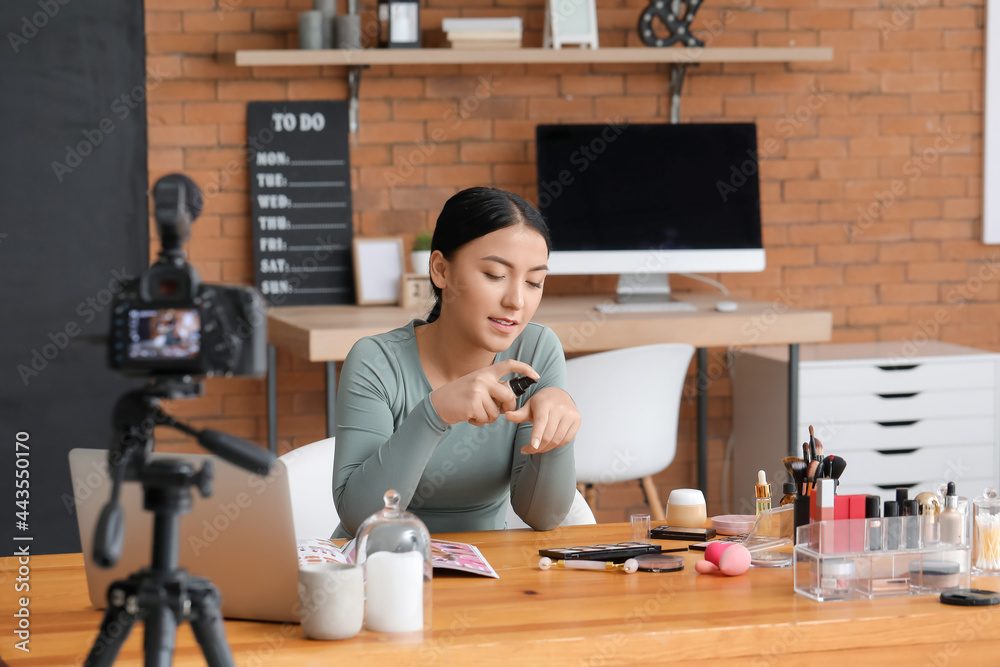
[108,174,266,380]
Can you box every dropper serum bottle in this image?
[755,470,772,516]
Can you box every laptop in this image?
[69,448,301,623]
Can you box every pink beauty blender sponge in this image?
[695,542,751,576]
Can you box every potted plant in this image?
[411,232,432,275]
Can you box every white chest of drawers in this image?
[733,341,1000,510]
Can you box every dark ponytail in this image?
[426,187,550,323]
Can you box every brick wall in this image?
[145,0,989,522]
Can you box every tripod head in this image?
[94,376,275,568]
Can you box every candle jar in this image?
[355,489,432,632]
[973,487,1000,576]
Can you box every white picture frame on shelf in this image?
[352,236,405,305]
[544,0,599,50]
[984,1,999,243]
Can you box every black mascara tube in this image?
[508,376,537,397]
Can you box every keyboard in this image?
[595,301,698,314]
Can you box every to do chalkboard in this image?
[247,101,354,307]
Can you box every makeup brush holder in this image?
[794,515,971,602]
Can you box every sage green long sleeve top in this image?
[331,320,576,538]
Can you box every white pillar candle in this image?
[365,550,424,632]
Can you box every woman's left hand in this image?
[504,387,581,455]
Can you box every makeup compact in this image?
[940,589,1000,606]
[909,560,961,592]
[665,489,707,528]
[633,554,685,573]
[711,515,756,536]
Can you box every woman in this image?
[331,187,581,538]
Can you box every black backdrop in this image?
[0,0,149,555]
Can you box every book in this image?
[445,29,522,40]
[441,17,523,33]
[447,39,522,50]
[297,537,499,578]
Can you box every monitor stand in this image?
[616,273,672,304]
[594,274,697,313]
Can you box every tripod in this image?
[85,380,274,667]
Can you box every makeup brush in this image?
[828,455,847,480]
[802,442,812,466]
[808,425,817,461]
[790,459,808,496]
[782,456,804,480]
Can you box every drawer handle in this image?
[876,483,918,490]
[875,449,918,456]
[876,420,919,427]
[876,364,919,372]
[876,392,919,399]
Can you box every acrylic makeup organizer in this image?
[793,515,971,602]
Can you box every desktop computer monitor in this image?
[535,122,766,301]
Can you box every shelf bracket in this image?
[348,65,364,135]
[668,62,695,124]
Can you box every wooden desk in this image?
[5,523,998,666]
[266,295,833,492]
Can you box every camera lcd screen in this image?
[127,309,201,360]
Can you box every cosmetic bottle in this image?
[755,470,772,517]
[779,483,796,507]
[940,482,965,546]
[904,500,920,549]
[915,491,941,546]
[884,501,900,550]
[866,495,882,551]
[896,488,909,507]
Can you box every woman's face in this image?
[431,224,549,353]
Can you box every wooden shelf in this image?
[227,45,833,132]
[230,46,833,67]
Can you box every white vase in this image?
[411,250,431,275]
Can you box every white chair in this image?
[567,343,695,521]
[282,437,590,536]
[504,488,597,529]
[278,437,340,540]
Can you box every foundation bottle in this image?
[940,482,965,546]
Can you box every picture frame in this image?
[400,272,435,312]
[985,3,999,243]
[352,236,405,305]
[544,0,599,50]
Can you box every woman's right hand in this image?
[430,359,539,426]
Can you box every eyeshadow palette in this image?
[650,526,717,541]
[538,542,662,562]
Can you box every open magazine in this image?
[297,537,499,578]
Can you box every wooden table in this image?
[267,294,832,494]
[4,523,998,666]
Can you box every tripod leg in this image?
[143,602,177,667]
[188,582,235,667]
[84,585,139,667]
